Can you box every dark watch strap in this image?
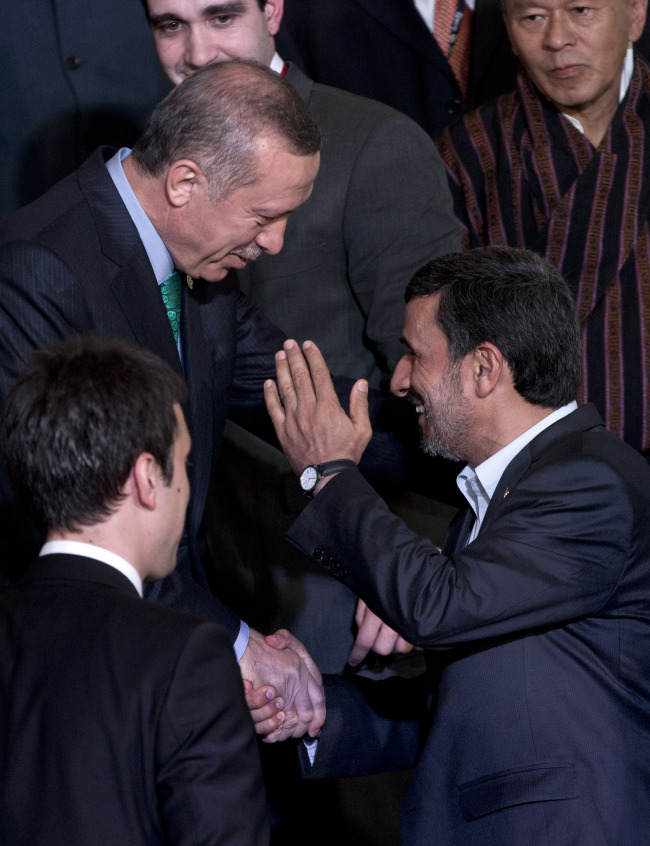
[317,459,357,477]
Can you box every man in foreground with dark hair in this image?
[265,246,650,844]
[0,58,323,737]
[0,335,268,845]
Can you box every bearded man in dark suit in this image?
[265,246,650,845]
[0,335,269,846]
[0,59,324,739]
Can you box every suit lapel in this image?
[353,0,453,70]
[443,507,475,555]
[481,404,605,535]
[77,148,183,377]
[284,64,314,104]
[179,283,218,544]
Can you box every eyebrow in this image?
[149,1,247,24]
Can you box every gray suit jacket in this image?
[237,64,461,388]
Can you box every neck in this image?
[47,520,145,580]
[468,402,558,467]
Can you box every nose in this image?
[543,11,575,50]
[255,218,288,256]
[184,29,218,70]
[390,355,411,398]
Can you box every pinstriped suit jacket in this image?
[0,147,285,634]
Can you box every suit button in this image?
[64,56,83,70]
[446,97,462,115]
[313,547,323,560]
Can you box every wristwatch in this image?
[299,459,357,497]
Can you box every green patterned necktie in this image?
[160,270,181,344]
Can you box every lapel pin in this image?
[503,488,510,499]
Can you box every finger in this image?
[372,624,402,657]
[263,378,286,429]
[354,598,368,629]
[302,340,338,400]
[244,683,279,711]
[280,339,320,409]
[257,712,288,742]
[348,610,383,667]
[274,345,300,413]
[394,637,415,655]
[306,672,326,736]
[349,379,371,441]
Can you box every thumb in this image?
[349,379,370,433]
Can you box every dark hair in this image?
[131,59,320,202]
[405,246,581,407]
[141,0,267,12]
[1,335,188,533]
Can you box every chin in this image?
[201,267,229,283]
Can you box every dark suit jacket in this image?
[238,63,461,386]
[0,147,285,634]
[288,404,650,843]
[0,0,171,218]
[0,553,268,845]
[276,0,520,139]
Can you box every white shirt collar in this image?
[457,401,577,544]
[414,0,475,35]
[270,52,284,74]
[563,47,634,135]
[40,539,143,597]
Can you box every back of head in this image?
[131,59,321,202]
[406,246,581,408]
[1,336,188,534]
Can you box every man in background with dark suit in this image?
[0,335,269,845]
[144,0,461,675]
[0,59,324,738]
[265,246,650,844]
[277,0,520,138]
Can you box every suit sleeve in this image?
[156,623,268,846]
[286,456,633,648]
[343,114,462,375]
[299,672,426,780]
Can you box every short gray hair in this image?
[131,59,321,202]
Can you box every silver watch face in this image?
[300,465,319,491]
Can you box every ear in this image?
[471,342,504,399]
[165,159,206,209]
[265,0,284,37]
[628,0,647,43]
[130,453,162,511]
